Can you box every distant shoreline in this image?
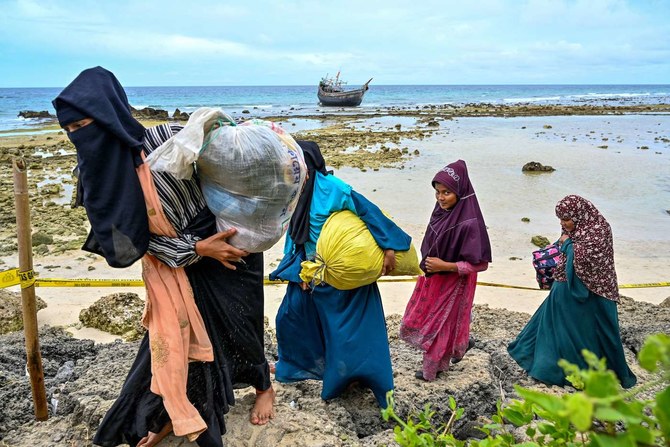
[4,102,670,137]
[267,102,670,121]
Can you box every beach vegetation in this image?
[382,332,670,446]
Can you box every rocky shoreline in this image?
[17,102,670,124]
[1,296,668,446]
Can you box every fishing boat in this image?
[317,72,373,107]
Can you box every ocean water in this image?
[1,84,669,132]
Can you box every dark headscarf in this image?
[53,67,148,268]
[288,140,328,246]
[552,195,619,302]
[420,160,492,272]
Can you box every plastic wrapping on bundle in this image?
[300,210,421,290]
[146,107,307,252]
[197,120,307,252]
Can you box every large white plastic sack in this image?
[145,107,234,179]
[197,119,307,252]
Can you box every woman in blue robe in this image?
[508,195,636,388]
[270,141,412,407]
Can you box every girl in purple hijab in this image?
[400,160,492,381]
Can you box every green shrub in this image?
[381,393,465,446]
[382,333,670,446]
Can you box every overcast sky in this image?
[0,0,668,87]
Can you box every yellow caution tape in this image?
[18,269,37,289]
[0,268,668,291]
[475,281,539,291]
[1,268,20,289]
[619,282,670,289]
[0,270,143,288]
[36,278,145,288]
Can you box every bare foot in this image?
[250,386,275,425]
[137,421,173,447]
[269,362,276,374]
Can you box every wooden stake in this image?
[12,157,48,421]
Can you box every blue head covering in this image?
[53,67,149,268]
[288,140,329,246]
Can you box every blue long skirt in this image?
[508,280,636,389]
[275,281,394,407]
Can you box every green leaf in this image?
[565,393,593,431]
[516,387,565,414]
[503,408,529,427]
[591,432,637,447]
[559,358,585,389]
[638,339,661,372]
[393,425,403,440]
[627,424,657,445]
[593,406,627,422]
[536,422,557,435]
[449,395,456,410]
[583,370,620,398]
[610,400,645,424]
[477,426,492,436]
[385,390,396,409]
[638,333,670,372]
[533,406,563,424]
[582,349,607,370]
[654,387,670,440]
[525,426,536,438]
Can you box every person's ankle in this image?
[256,385,274,395]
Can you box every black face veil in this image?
[288,140,329,247]
[53,66,148,268]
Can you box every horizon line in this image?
[2,83,670,89]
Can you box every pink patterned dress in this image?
[400,261,487,380]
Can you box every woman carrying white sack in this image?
[148,108,307,253]
[146,107,307,428]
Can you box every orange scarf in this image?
[136,162,213,441]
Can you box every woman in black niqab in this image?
[53,66,149,267]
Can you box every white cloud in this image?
[16,0,62,18]
[72,28,357,70]
[256,33,274,45]
[0,0,668,85]
[12,0,107,25]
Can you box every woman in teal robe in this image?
[508,195,636,389]
[270,141,411,407]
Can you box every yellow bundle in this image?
[300,210,421,290]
